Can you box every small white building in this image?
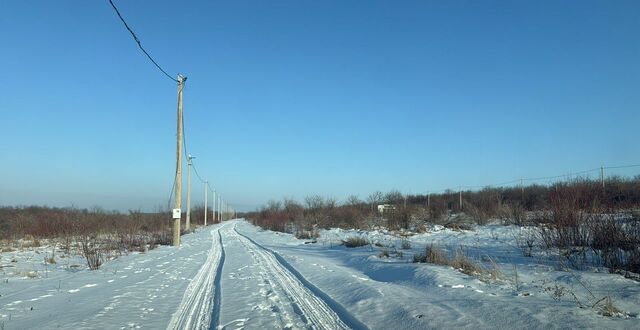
[377,204,396,214]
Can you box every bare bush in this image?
[497,202,526,225]
[591,216,640,273]
[401,239,412,250]
[378,249,390,258]
[79,235,103,270]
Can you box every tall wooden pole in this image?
[601,165,605,193]
[186,154,193,231]
[204,181,208,226]
[172,74,186,247]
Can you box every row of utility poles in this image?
[105,2,236,248]
[171,74,236,247]
[185,153,235,230]
[422,165,611,212]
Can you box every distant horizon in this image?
[2,165,638,213]
[2,1,639,212]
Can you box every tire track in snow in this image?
[232,224,366,330]
[210,229,225,329]
[167,225,226,330]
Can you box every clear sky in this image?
[1,0,639,212]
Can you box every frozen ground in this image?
[0,219,638,329]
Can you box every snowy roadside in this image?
[0,222,226,330]
[236,220,640,329]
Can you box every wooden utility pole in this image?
[204,181,208,226]
[186,154,194,231]
[213,190,217,223]
[172,74,186,247]
[601,165,605,193]
[459,188,462,211]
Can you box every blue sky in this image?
[1,0,638,212]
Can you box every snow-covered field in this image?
[1,219,638,329]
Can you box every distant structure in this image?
[377,204,396,214]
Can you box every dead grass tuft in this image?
[343,237,369,248]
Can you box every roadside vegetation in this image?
[246,176,640,319]
[0,205,221,270]
[247,176,640,274]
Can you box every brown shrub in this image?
[451,249,483,276]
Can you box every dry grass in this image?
[428,244,449,264]
[599,296,624,317]
[22,271,38,279]
[343,237,369,248]
[413,244,449,265]
[413,245,504,282]
[484,256,504,281]
[451,249,483,276]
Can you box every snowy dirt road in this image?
[167,223,227,330]
[169,221,358,330]
[218,223,358,330]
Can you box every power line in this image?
[180,107,206,185]
[181,108,191,163]
[605,164,640,170]
[522,168,600,182]
[427,164,639,195]
[107,0,178,83]
[192,163,206,184]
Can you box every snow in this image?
[0,224,223,329]
[0,219,638,329]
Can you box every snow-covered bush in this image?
[342,237,369,248]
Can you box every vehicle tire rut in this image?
[167,225,226,330]
[232,224,366,330]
